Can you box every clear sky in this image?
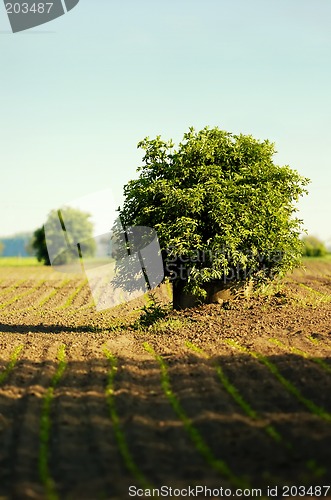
[0,0,330,244]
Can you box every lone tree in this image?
[31,207,96,266]
[119,126,310,308]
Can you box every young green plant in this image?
[39,344,67,500]
[269,338,331,375]
[57,279,88,310]
[0,345,24,385]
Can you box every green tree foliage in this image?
[0,240,4,256]
[119,126,310,301]
[31,207,96,265]
[302,235,328,257]
[31,226,50,264]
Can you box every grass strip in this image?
[185,341,284,445]
[226,340,331,424]
[143,342,248,489]
[0,345,24,385]
[39,344,67,500]
[103,348,152,490]
[0,257,41,267]
[269,338,331,375]
[57,280,88,309]
[0,280,45,310]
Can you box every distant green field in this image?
[0,254,329,270]
[0,257,42,267]
[303,253,331,262]
[0,256,113,268]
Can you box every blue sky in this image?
[0,0,330,244]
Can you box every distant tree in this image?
[0,240,4,256]
[119,126,310,308]
[31,226,50,264]
[31,207,96,265]
[302,235,328,257]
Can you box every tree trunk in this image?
[172,279,241,310]
[173,280,199,310]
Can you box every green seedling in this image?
[307,335,321,346]
[133,295,168,330]
[150,318,186,333]
[39,344,67,500]
[143,342,248,490]
[0,345,24,385]
[269,338,331,375]
[57,280,88,310]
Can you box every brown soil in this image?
[0,261,331,499]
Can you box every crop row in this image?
[0,337,330,498]
[103,337,331,491]
[1,274,331,321]
[0,279,28,301]
[0,279,90,315]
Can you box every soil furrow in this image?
[106,336,222,489]
[0,258,331,497]
[0,339,61,499]
[50,345,106,499]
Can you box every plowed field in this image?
[0,260,331,500]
